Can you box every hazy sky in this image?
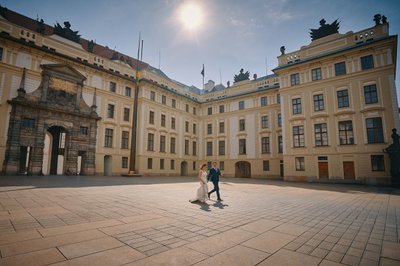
[1,0,399,95]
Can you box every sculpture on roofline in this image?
[309,19,340,41]
[234,69,250,83]
[53,21,80,43]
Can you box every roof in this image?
[0,5,148,71]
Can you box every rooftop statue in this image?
[234,69,250,83]
[309,19,340,41]
[384,128,400,186]
[54,21,80,43]
[36,18,45,35]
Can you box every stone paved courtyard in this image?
[0,175,399,266]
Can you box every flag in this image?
[201,64,204,77]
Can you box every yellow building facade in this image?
[0,7,398,184]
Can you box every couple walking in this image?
[189,162,222,203]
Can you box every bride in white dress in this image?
[189,164,209,203]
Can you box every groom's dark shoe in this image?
[217,198,223,201]
[207,192,211,199]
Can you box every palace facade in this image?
[0,6,398,184]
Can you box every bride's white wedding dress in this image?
[189,170,208,203]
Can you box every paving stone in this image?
[242,230,296,254]
[237,219,282,234]
[257,249,321,266]
[381,241,400,261]
[273,223,309,236]
[341,254,360,266]
[310,247,329,258]
[0,248,65,265]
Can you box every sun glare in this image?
[179,1,204,31]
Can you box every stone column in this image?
[75,81,83,110]
[40,73,50,102]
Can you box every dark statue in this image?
[88,40,95,53]
[384,128,400,186]
[253,73,257,80]
[36,19,45,35]
[280,46,285,55]
[227,81,230,88]
[309,19,340,41]
[234,69,250,83]
[373,14,388,26]
[53,21,80,43]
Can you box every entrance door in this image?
[318,162,329,179]
[104,155,112,176]
[47,126,67,175]
[343,161,355,179]
[180,161,188,176]
[235,161,251,178]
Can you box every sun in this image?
[178,1,204,31]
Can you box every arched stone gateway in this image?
[2,65,100,175]
[235,161,251,178]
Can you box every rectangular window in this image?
[293,126,305,147]
[295,157,305,171]
[364,84,378,104]
[193,123,197,134]
[170,159,175,170]
[337,89,349,108]
[366,117,384,144]
[277,94,280,104]
[207,141,213,156]
[208,107,212,115]
[261,137,270,154]
[107,104,115,118]
[121,131,129,149]
[335,62,346,76]
[125,86,131,97]
[292,98,302,114]
[207,123,212,134]
[219,140,225,155]
[313,94,324,111]
[278,113,282,127]
[21,118,35,128]
[80,126,88,135]
[315,123,328,146]
[109,82,116,92]
[185,121,189,132]
[150,91,155,101]
[147,158,153,169]
[162,95,166,104]
[261,115,269,129]
[290,73,300,86]
[172,99,176,108]
[239,119,245,131]
[220,161,225,171]
[185,104,189,112]
[219,105,225,113]
[184,139,189,155]
[239,139,246,154]
[263,160,270,171]
[219,122,225,133]
[171,117,176,129]
[278,136,283,153]
[122,157,128,168]
[311,68,322,81]
[160,135,166,152]
[147,133,154,151]
[149,111,154,124]
[361,55,374,70]
[193,141,197,156]
[160,159,165,170]
[0,47,3,61]
[105,128,113,147]
[371,155,385,171]
[339,121,354,145]
[170,137,176,153]
[261,96,268,106]
[239,101,245,110]
[161,114,166,127]
[123,107,130,122]
[193,107,196,115]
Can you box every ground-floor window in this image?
[147,158,153,169]
[160,159,165,170]
[122,157,128,168]
[263,160,270,171]
[295,157,305,171]
[170,159,175,170]
[220,161,224,170]
[371,155,385,171]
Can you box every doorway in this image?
[235,161,251,178]
[180,161,188,176]
[280,160,284,178]
[343,161,355,179]
[104,155,112,176]
[318,162,329,179]
[44,126,67,175]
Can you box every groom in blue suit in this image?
[207,162,222,201]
